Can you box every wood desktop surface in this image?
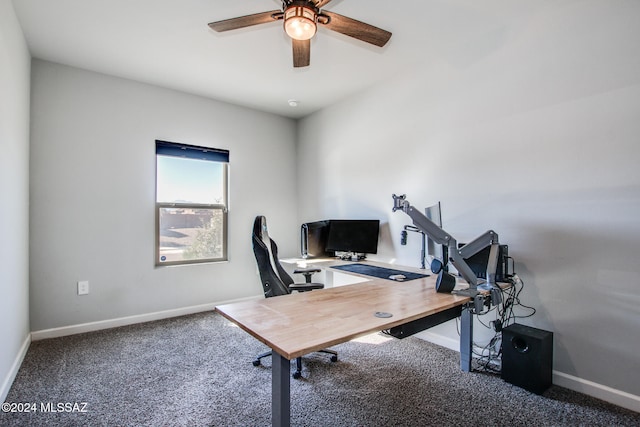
[215,261,470,360]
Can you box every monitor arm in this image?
[392,194,500,290]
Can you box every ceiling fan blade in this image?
[320,11,391,47]
[208,10,282,32]
[292,39,310,68]
[315,0,334,7]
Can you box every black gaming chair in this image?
[252,215,338,379]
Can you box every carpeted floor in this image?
[1,311,638,426]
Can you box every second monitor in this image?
[325,219,380,259]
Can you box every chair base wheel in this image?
[252,360,261,367]
[292,371,301,379]
[330,355,338,362]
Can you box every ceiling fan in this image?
[208,0,392,68]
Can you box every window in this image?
[155,140,229,266]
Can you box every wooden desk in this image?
[216,260,472,427]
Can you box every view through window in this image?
[155,140,229,265]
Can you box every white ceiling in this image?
[12,0,548,118]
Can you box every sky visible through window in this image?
[156,156,224,204]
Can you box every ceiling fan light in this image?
[284,6,317,41]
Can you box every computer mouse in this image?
[389,274,406,281]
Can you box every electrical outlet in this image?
[77,280,89,295]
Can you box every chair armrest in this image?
[289,283,324,292]
[293,268,321,274]
[293,267,322,283]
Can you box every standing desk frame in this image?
[216,260,473,427]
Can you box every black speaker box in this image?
[502,324,553,394]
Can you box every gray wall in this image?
[0,0,31,401]
[297,1,640,403]
[29,60,299,331]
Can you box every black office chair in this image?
[252,215,338,379]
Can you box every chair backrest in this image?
[252,216,294,298]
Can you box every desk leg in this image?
[272,351,290,427]
[460,303,472,372]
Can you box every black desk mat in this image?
[331,263,429,281]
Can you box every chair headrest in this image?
[254,215,271,243]
[253,215,283,283]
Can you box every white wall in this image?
[29,60,299,331]
[297,0,640,407]
[0,0,31,401]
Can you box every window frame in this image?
[155,140,229,267]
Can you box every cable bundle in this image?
[470,272,537,373]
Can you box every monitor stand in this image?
[336,252,366,262]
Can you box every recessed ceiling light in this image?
[288,99,299,107]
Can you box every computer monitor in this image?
[461,243,510,282]
[425,202,442,260]
[325,219,380,255]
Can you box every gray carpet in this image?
[2,311,638,426]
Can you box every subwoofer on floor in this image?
[501,323,553,394]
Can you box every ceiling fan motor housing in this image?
[283,1,319,40]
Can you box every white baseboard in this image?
[553,371,640,413]
[417,331,640,413]
[31,296,260,341]
[416,330,459,352]
[1,333,31,403]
